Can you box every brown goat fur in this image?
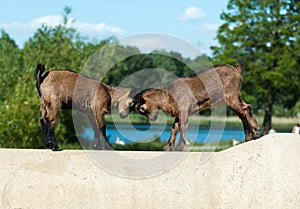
[134,62,259,151]
[35,64,135,151]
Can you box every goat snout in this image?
[139,105,158,121]
[148,112,158,121]
[119,111,129,118]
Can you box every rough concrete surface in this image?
[0,133,300,209]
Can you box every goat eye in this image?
[140,106,146,112]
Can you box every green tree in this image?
[211,0,300,135]
[0,30,23,100]
[0,30,25,147]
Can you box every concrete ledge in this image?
[1,133,300,208]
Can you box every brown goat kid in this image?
[134,62,259,151]
[35,64,135,151]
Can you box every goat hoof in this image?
[102,143,113,151]
[93,144,101,150]
[51,146,60,151]
[175,144,185,152]
[253,133,259,140]
[163,144,173,151]
[105,145,113,151]
[46,141,60,151]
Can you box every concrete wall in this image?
[0,133,299,209]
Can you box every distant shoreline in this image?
[105,113,299,131]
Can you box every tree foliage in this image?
[0,30,23,101]
[211,0,300,134]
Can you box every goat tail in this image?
[236,59,244,74]
[34,63,45,97]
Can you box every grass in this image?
[59,142,83,150]
[185,140,238,152]
[112,137,165,151]
[112,139,236,152]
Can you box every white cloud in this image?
[0,15,124,46]
[203,23,220,31]
[119,33,202,58]
[34,15,63,28]
[73,21,123,34]
[180,6,206,21]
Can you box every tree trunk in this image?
[262,86,273,135]
[261,19,280,136]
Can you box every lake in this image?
[82,123,246,144]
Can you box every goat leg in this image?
[175,135,187,151]
[47,122,60,151]
[175,117,188,151]
[87,114,102,150]
[247,106,259,139]
[40,119,60,151]
[94,113,113,150]
[164,119,180,151]
[99,125,113,150]
[93,137,102,150]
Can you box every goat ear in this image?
[133,92,145,104]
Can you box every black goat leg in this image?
[40,119,60,151]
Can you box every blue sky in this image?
[0,0,228,56]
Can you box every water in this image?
[82,123,245,144]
